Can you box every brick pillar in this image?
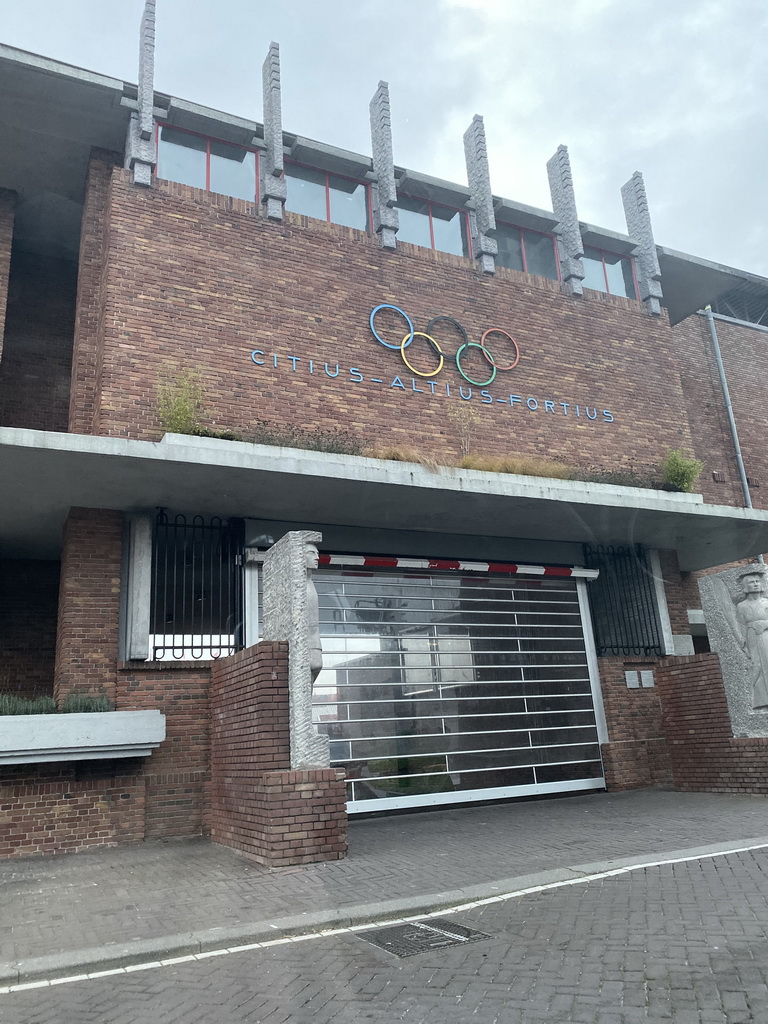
[598,655,673,790]
[0,188,16,366]
[69,152,117,435]
[208,642,347,867]
[54,508,123,704]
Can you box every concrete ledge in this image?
[0,710,166,764]
[4,427,768,569]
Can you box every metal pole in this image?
[705,304,764,562]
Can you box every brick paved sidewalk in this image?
[3,789,768,984]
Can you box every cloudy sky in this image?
[3,0,765,275]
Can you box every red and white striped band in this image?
[317,553,598,580]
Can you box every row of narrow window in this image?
[156,125,638,300]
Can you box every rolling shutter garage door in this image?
[311,560,606,812]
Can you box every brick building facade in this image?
[1,17,768,860]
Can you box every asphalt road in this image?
[4,846,768,1023]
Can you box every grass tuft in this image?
[364,446,442,473]
[459,453,574,479]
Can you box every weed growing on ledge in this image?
[661,449,704,492]
[459,453,573,479]
[157,368,207,435]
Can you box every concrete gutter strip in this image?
[5,837,768,986]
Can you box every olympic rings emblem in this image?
[369,304,520,386]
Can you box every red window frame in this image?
[584,245,640,300]
[495,220,562,282]
[284,159,373,232]
[155,123,261,204]
[396,192,474,258]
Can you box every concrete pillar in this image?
[463,115,497,275]
[123,513,153,661]
[261,530,330,769]
[0,189,16,367]
[369,81,399,250]
[621,171,663,315]
[261,42,287,221]
[124,0,157,186]
[547,144,584,296]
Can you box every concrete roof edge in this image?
[0,41,124,93]
[2,42,767,289]
[657,245,768,291]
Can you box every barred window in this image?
[583,545,663,656]
[150,512,245,660]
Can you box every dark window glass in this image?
[209,140,256,202]
[430,202,468,257]
[495,224,524,272]
[328,174,369,231]
[582,247,608,292]
[523,230,559,281]
[285,164,327,220]
[395,195,432,249]
[157,127,206,189]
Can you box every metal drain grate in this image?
[357,918,490,958]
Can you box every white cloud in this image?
[1,0,766,272]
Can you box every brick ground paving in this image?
[0,789,766,983]
[4,846,768,1022]
[4,790,768,975]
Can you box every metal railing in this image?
[583,544,663,656]
[150,512,244,660]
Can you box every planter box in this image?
[0,710,166,765]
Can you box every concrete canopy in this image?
[2,428,767,571]
[657,247,768,327]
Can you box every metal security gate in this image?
[150,512,245,660]
[311,564,606,812]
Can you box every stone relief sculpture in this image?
[262,530,330,768]
[700,563,768,736]
[732,569,768,710]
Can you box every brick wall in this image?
[77,171,692,482]
[0,250,77,432]
[69,151,118,435]
[0,188,15,364]
[673,313,768,513]
[54,508,122,704]
[42,507,213,848]
[115,662,212,838]
[0,559,59,698]
[657,652,768,793]
[208,642,347,867]
[598,655,673,790]
[0,762,145,859]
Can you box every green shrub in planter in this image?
[0,694,57,715]
[60,694,114,713]
[661,449,703,493]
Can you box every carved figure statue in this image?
[305,543,323,685]
[735,569,768,711]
